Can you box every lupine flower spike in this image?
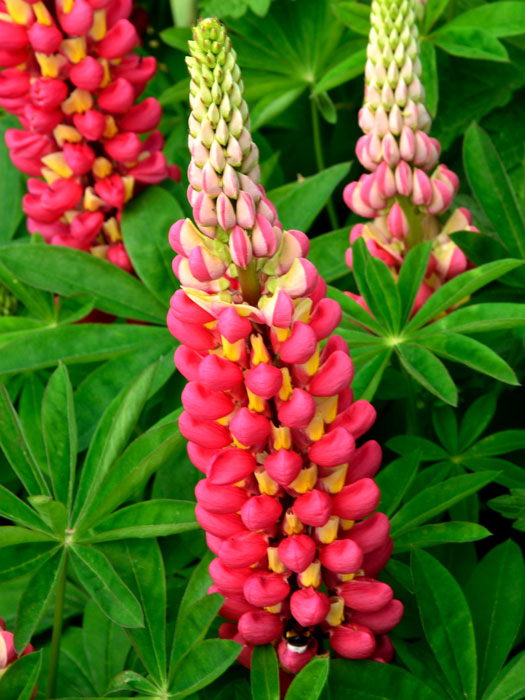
[0,618,35,682]
[168,18,403,678]
[344,0,478,313]
[0,0,180,271]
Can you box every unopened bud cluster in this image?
[0,0,180,271]
[169,18,402,676]
[345,0,477,312]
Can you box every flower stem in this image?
[237,261,261,307]
[310,97,338,231]
[47,552,68,700]
[170,0,197,27]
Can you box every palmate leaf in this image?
[429,26,509,62]
[483,651,525,700]
[394,521,491,552]
[169,639,240,699]
[170,594,224,669]
[397,343,457,405]
[488,489,525,531]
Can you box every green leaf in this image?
[407,259,524,331]
[122,187,182,306]
[423,0,450,33]
[331,2,370,35]
[432,406,458,453]
[327,284,384,335]
[488,489,525,531]
[0,244,166,323]
[313,46,367,94]
[397,344,457,405]
[447,2,525,38]
[458,394,497,451]
[0,486,49,532]
[251,645,279,700]
[483,652,525,700]
[463,123,525,259]
[418,332,518,385]
[18,375,47,476]
[82,419,184,527]
[0,385,49,496]
[0,543,58,583]
[419,41,438,117]
[0,649,42,700]
[430,26,509,62]
[267,163,350,231]
[82,500,197,542]
[464,430,525,458]
[466,540,525,694]
[462,457,525,490]
[390,471,497,536]
[309,229,350,283]
[0,527,53,548]
[14,549,65,652]
[73,362,159,526]
[107,539,167,684]
[429,303,525,334]
[397,242,432,327]
[70,545,143,628]
[329,658,443,700]
[0,258,55,322]
[395,522,491,552]
[0,116,24,244]
[160,26,191,51]
[286,655,329,700]
[387,435,448,461]
[169,639,240,698]
[251,85,306,130]
[43,363,77,511]
[170,594,223,670]
[314,91,337,124]
[376,452,421,517]
[412,549,477,700]
[173,550,214,642]
[28,496,67,537]
[351,348,392,402]
[364,256,401,333]
[0,324,170,375]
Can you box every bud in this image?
[293,489,332,528]
[308,428,355,468]
[332,479,381,520]
[97,19,138,59]
[277,534,316,573]
[219,531,268,568]
[278,639,317,674]
[243,572,290,608]
[344,512,390,553]
[229,408,271,447]
[70,56,104,91]
[229,225,253,268]
[290,588,330,626]
[195,479,248,514]
[209,559,252,595]
[350,599,404,635]
[309,351,354,397]
[195,504,246,539]
[119,97,162,132]
[178,411,231,449]
[199,354,244,391]
[279,322,317,364]
[182,382,234,420]
[264,449,303,486]
[218,307,252,342]
[330,623,376,659]
[240,494,282,531]
[208,448,256,485]
[338,578,393,612]
[238,611,283,645]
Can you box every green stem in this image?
[237,261,261,307]
[310,98,338,231]
[47,552,68,700]
[170,0,197,27]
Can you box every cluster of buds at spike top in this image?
[0,0,180,271]
[0,618,35,685]
[169,17,402,676]
[344,0,478,312]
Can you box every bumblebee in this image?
[284,623,312,654]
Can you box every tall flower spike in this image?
[0,0,180,271]
[169,17,402,677]
[344,0,478,314]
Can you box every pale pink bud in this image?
[362,537,393,578]
[293,490,332,528]
[275,258,319,299]
[208,448,256,485]
[330,623,376,659]
[412,168,433,206]
[189,245,227,282]
[257,195,278,224]
[309,298,342,340]
[278,534,316,573]
[194,192,218,228]
[308,427,355,468]
[178,411,231,449]
[195,504,246,538]
[199,354,244,391]
[332,478,380,520]
[241,494,282,531]
[209,558,252,595]
[264,449,303,486]
[290,588,330,626]
[309,350,354,397]
[387,202,410,240]
[278,639,317,674]
[244,573,290,608]
[229,225,253,268]
[222,164,239,198]
[195,479,248,514]
[252,214,278,257]
[238,611,283,645]
[258,290,294,328]
[277,388,316,429]
[288,229,310,257]
[427,179,453,216]
[360,173,386,211]
[319,539,363,574]
[182,382,234,420]
[202,162,221,197]
[399,126,415,161]
[356,134,377,170]
[374,161,396,199]
[349,224,364,245]
[343,182,374,218]
[169,219,201,257]
[413,131,430,167]
[236,191,256,229]
[219,531,268,568]
[279,322,317,364]
[169,289,214,324]
[338,578,393,612]
[351,599,404,634]
[230,407,271,447]
[395,161,412,196]
[382,133,401,166]
[245,363,282,399]
[216,192,236,230]
[218,306,252,342]
[275,231,304,274]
